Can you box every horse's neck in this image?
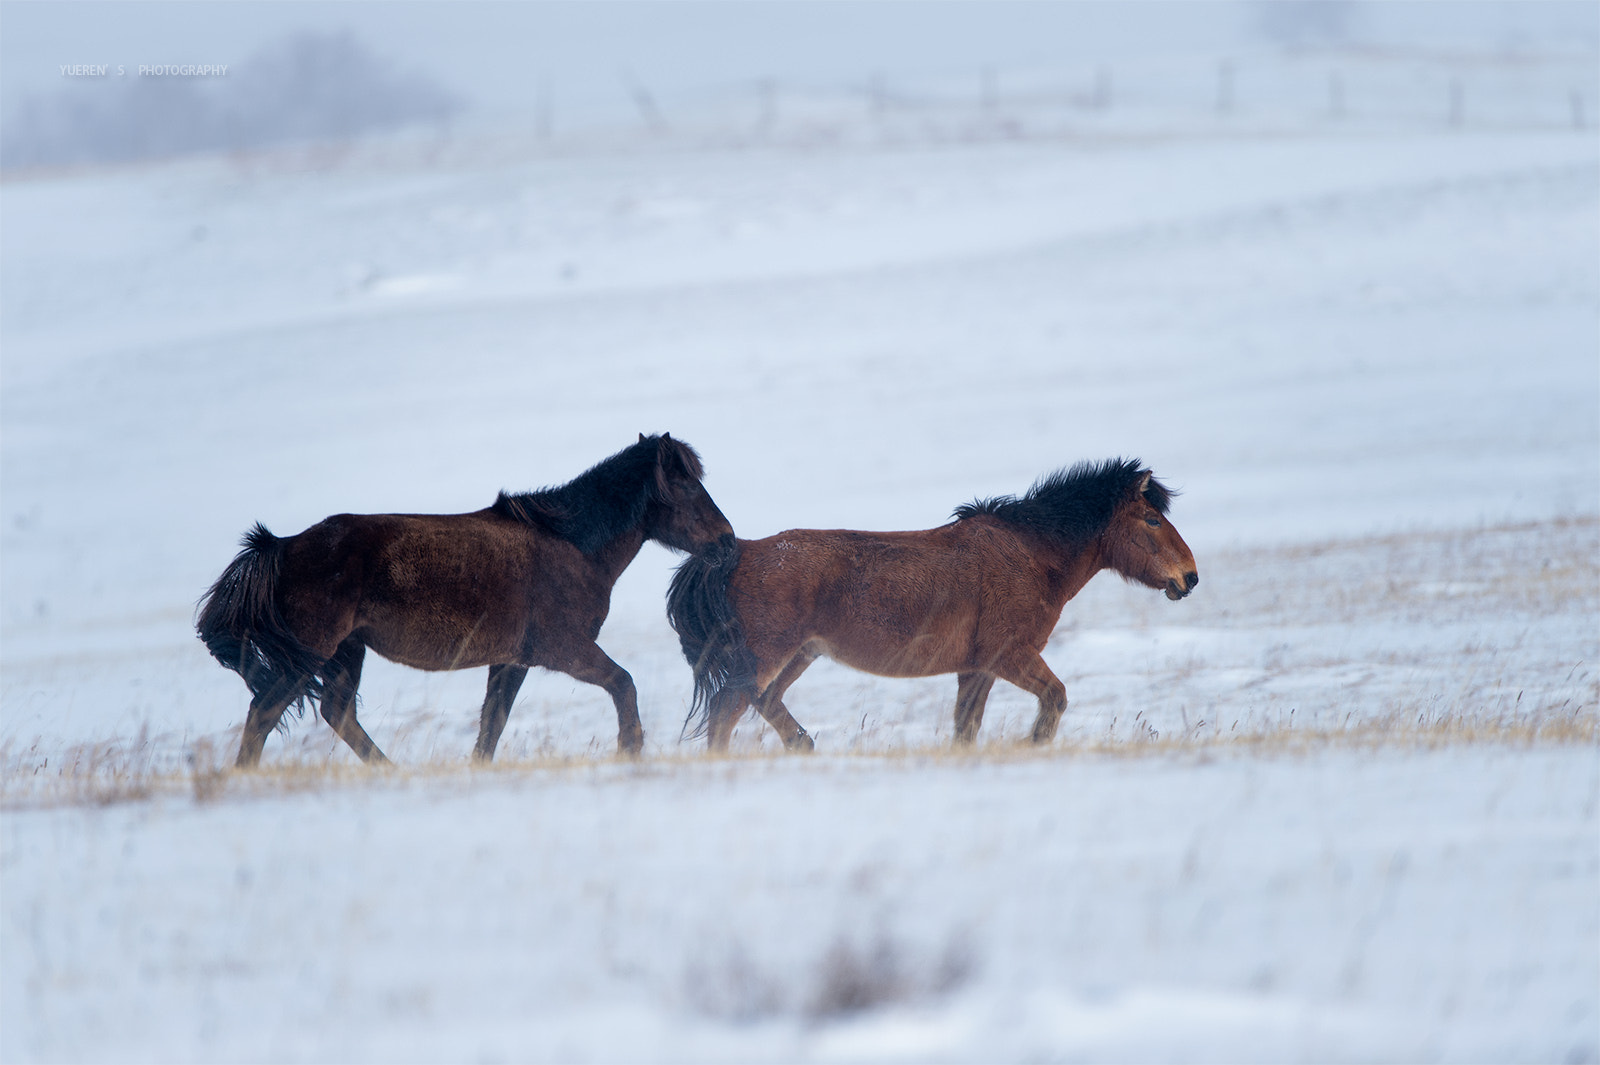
[589,526,648,582]
[1038,537,1109,609]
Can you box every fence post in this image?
[1094,66,1113,110]
[536,79,552,141]
[624,74,667,133]
[757,79,776,133]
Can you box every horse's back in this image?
[281,509,544,586]
[738,521,1035,588]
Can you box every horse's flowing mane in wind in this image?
[953,457,1173,544]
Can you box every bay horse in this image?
[197,434,733,767]
[668,458,1197,751]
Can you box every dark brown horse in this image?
[198,434,733,767]
[668,458,1197,751]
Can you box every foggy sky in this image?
[5,1,1595,125]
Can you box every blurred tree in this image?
[1,30,461,170]
[1252,0,1361,48]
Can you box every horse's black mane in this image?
[952,457,1172,542]
[491,434,704,554]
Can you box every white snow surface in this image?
[4,748,1596,1063]
[3,99,1598,1061]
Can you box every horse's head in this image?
[1103,469,1198,601]
[641,433,735,553]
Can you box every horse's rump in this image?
[195,523,328,711]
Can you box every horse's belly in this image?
[357,616,522,672]
[813,633,968,679]
[364,642,496,672]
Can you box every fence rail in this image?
[4,45,1595,173]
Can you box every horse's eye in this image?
[1145,517,1161,527]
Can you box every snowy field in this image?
[4,52,1599,1062]
[3,746,1595,1063]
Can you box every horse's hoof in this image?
[785,730,815,753]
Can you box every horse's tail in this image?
[667,535,757,740]
[195,523,324,715]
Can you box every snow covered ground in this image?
[3,746,1595,1063]
[3,56,1597,1061]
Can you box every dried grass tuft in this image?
[2,701,1590,812]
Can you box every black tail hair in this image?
[195,523,325,719]
[666,535,757,739]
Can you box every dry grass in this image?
[2,699,1592,812]
[804,932,975,1021]
[684,927,976,1024]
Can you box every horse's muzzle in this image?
[1165,571,1199,601]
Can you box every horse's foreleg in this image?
[558,644,643,756]
[319,640,390,766]
[952,672,997,746]
[234,674,311,768]
[473,664,530,763]
[752,651,817,752]
[995,654,1068,744]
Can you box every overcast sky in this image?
[4,2,1595,123]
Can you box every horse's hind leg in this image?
[752,650,817,752]
[952,672,996,746]
[762,700,813,752]
[235,674,311,768]
[706,686,752,752]
[994,653,1068,744]
[554,643,643,756]
[318,639,390,765]
[473,664,529,763]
